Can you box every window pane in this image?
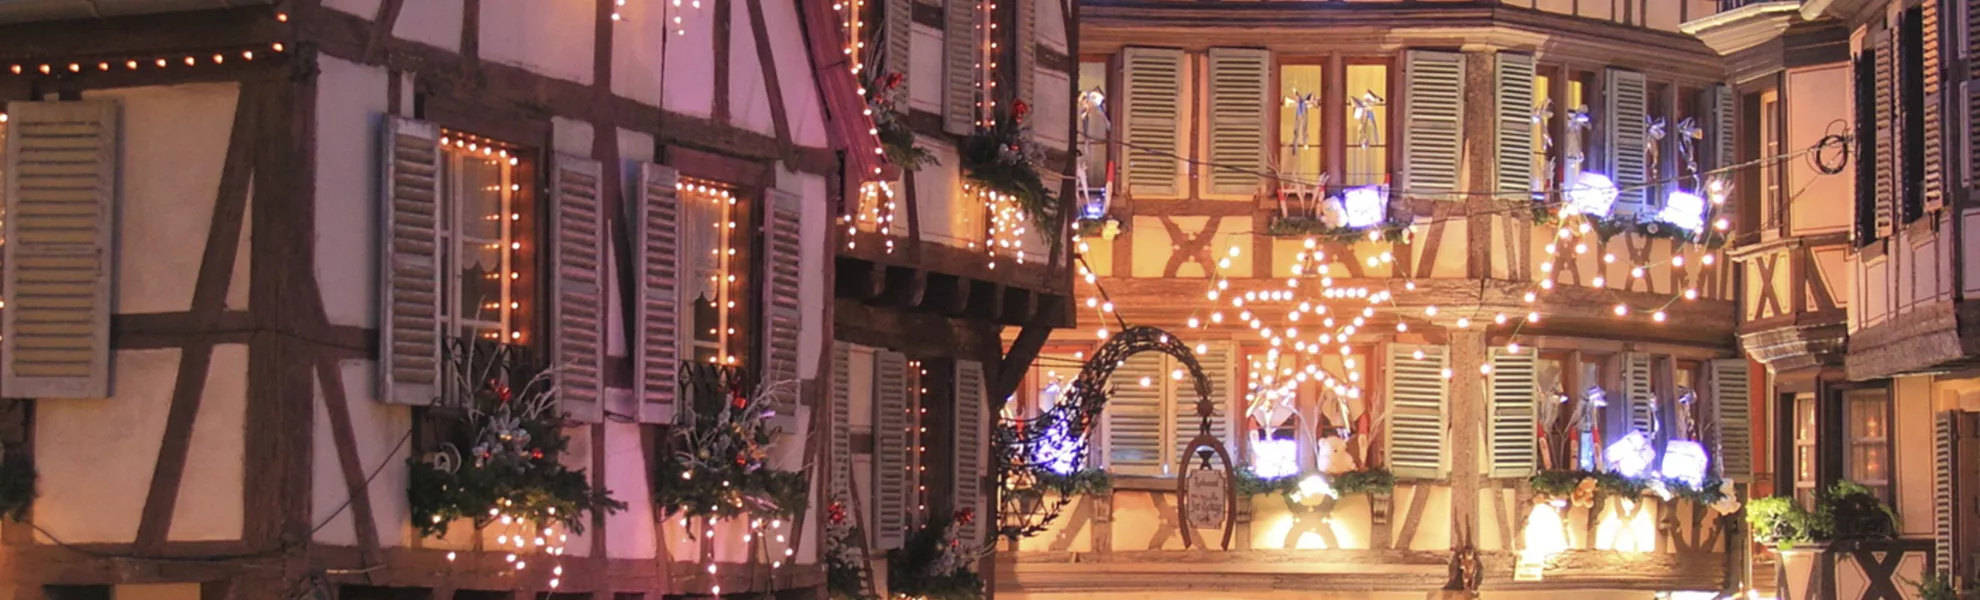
[1280,64,1325,188]
[1343,63,1388,187]
[1532,72,1552,195]
[1078,60,1110,184]
[438,137,519,343]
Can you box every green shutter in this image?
[1489,349,1538,478]
[1708,358,1752,481]
[1106,351,1168,475]
[1207,48,1270,196]
[1604,69,1649,210]
[1495,53,1537,198]
[1387,345,1447,479]
[1403,51,1465,200]
[1123,47,1184,198]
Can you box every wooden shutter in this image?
[1704,85,1736,172]
[1604,69,1650,209]
[1123,47,1183,198]
[943,0,979,135]
[873,349,914,549]
[1857,50,1882,244]
[1,101,116,399]
[1876,33,1897,238]
[1488,348,1537,478]
[1015,0,1037,109]
[1924,2,1947,212]
[882,0,913,94]
[633,164,681,423]
[1495,53,1536,198]
[1708,358,1752,481]
[1403,51,1465,201]
[1962,80,1976,192]
[1105,351,1167,474]
[1935,412,1980,578]
[1174,343,1232,464]
[1207,48,1270,196]
[375,116,443,405]
[954,359,988,544]
[831,343,854,501]
[1621,352,1654,435]
[551,154,606,423]
[762,189,804,395]
[1387,345,1446,479]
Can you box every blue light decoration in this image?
[1660,440,1710,488]
[1658,189,1707,232]
[1576,385,1608,471]
[1030,381,1084,474]
[1564,172,1619,218]
[1342,185,1388,229]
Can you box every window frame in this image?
[1843,387,1893,500]
[1340,55,1396,190]
[433,129,542,352]
[679,177,752,368]
[1792,392,1819,506]
[1274,58,1330,195]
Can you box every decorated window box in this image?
[1748,482,1936,600]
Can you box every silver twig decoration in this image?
[1564,105,1592,178]
[1078,88,1111,217]
[1644,116,1667,176]
[1351,90,1385,149]
[1533,97,1555,195]
[1675,117,1703,184]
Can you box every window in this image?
[1343,62,1390,186]
[1242,345,1368,478]
[1078,59,1111,213]
[680,180,745,366]
[1102,343,1234,477]
[1279,63,1326,190]
[1854,48,1880,244]
[1794,393,1818,506]
[1532,69,1554,196]
[1672,360,1701,440]
[1899,8,1925,223]
[1759,90,1781,235]
[438,133,532,345]
[1846,389,1890,498]
[1564,72,1592,181]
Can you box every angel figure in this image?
[1644,115,1667,176]
[1351,90,1385,149]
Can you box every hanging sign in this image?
[1185,469,1229,530]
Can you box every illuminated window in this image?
[437,132,530,345]
[1846,389,1889,498]
[1343,62,1389,187]
[681,180,745,366]
[1794,393,1817,506]
[1532,70,1554,196]
[1760,90,1781,236]
[1279,63,1325,190]
[1077,59,1111,189]
[1242,346,1367,478]
[1672,361,1701,440]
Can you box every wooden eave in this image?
[1678,0,1802,56]
[0,0,273,24]
[1800,0,1885,28]
[1077,1,1724,79]
[1844,299,1980,380]
[0,6,280,62]
[796,0,898,182]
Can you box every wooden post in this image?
[1447,329,1488,551]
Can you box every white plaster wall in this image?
[80,83,240,315]
[1034,69,1072,151]
[168,344,248,541]
[552,115,596,157]
[32,346,248,543]
[663,4,719,118]
[323,0,382,17]
[310,359,414,548]
[561,425,597,557]
[1894,375,1935,537]
[729,0,776,136]
[1036,0,1067,52]
[908,25,946,113]
[315,56,391,329]
[112,585,200,600]
[480,0,594,85]
[611,0,670,107]
[396,0,465,53]
[761,0,828,147]
[602,420,658,559]
[915,141,968,248]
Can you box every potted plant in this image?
[1749,482,1914,600]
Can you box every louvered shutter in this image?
[1495,53,1536,198]
[1923,2,1946,212]
[1015,0,1037,110]
[762,189,804,397]
[943,0,979,135]
[1964,0,1980,193]
[1621,352,1654,435]
[873,350,914,548]
[1962,80,1976,191]
[1933,412,1980,577]
[1105,351,1167,474]
[1857,50,1881,244]
[1174,344,1231,464]
[1937,411,1956,576]
[881,0,913,96]
[954,359,988,544]
[1,101,116,399]
[551,154,606,423]
[375,116,443,405]
[1488,349,1537,478]
[1702,85,1736,174]
[1207,48,1270,196]
[1876,34,1897,238]
[831,343,854,500]
[1604,69,1650,210]
[1123,47,1183,198]
[1403,51,1465,201]
[1387,345,1446,479]
[633,164,681,422]
[1708,358,1752,481]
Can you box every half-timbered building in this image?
[0,0,911,597]
[996,0,1765,597]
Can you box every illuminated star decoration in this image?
[1077,87,1112,218]
[1350,90,1385,149]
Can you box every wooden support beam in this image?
[1000,287,1038,324]
[970,281,1006,322]
[936,274,973,317]
[991,315,1055,409]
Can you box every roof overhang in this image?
[1680,1,1804,56]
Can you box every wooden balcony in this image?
[1727,232,1850,373]
[837,227,1074,328]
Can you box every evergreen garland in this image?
[962,103,1060,243]
[1527,469,1732,507]
[406,339,626,539]
[888,511,985,600]
[651,364,808,520]
[866,71,936,172]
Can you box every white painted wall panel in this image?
[480,0,593,85]
[227,199,250,310]
[1966,210,1980,294]
[611,0,670,108]
[310,359,413,548]
[395,0,464,53]
[81,83,239,315]
[664,4,718,117]
[553,115,596,156]
[729,0,775,136]
[1038,0,1067,52]
[33,349,181,544]
[314,56,390,329]
[323,0,381,17]
[908,25,945,113]
[760,0,828,147]
[560,425,596,557]
[1034,69,1071,151]
[168,343,248,541]
[602,420,657,559]
[776,167,830,380]
[913,141,967,248]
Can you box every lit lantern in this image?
[1658,189,1707,232]
[1605,431,1656,478]
[1289,474,1337,507]
[1660,440,1710,488]
[1565,172,1619,218]
[1342,185,1389,229]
